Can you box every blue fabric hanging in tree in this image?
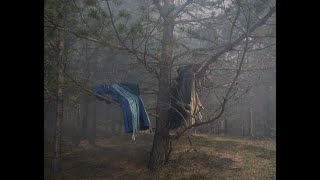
[92,82,151,140]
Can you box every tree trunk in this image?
[148,63,172,170]
[241,104,245,136]
[73,104,81,145]
[107,105,113,136]
[81,42,92,139]
[242,119,245,136]
[81,103,89,138]
[111,108,116,136]
[264,102,271,136]
[148,6,174,170]
[225,118,228,134]
[89,100,97,145]
[52,30,65,173]
[249,107,254,137]
[247,108,250,136]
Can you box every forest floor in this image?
[44,133,276,180]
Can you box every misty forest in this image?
[44,0,276,179]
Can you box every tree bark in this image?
[52,30,65,173]
[148,64,172,171]
[148,3,174,170]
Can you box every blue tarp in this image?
[92,82,150,133]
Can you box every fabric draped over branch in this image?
[169,64,204,129]
[92,82,151,140]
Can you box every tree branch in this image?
[173,0,194,18]
[172,16,252,140]
[105,0,160,76]
[196,5,275,78]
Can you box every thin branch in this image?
[50,47,119,105]
[173,0,194,18]
[229,5,241,44]
[172,15,252,140]
[45,14,160,63]
[196,5,276,78]
[105,0,159,76]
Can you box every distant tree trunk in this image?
[148,5,174,170]
[247,108,250,136]
[222,118,228,135]
[52,30,65,173]
[81,103,89,138]
[242,108,245,136]
[264,103,271,136]
[242,119,245,136]
[220,120,226,135]
[81,42,92,139]
[89,100,97,145]
[225,118,228,134]
[107,106,113,136]
[111,109,116,136]
[239,101,244,136]
[216,123,220,134]
[73,104,81,145]
[93,102,97,140]
[249,107,254,137]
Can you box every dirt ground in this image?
[44,133,276,180]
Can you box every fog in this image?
[44,0,276,179]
